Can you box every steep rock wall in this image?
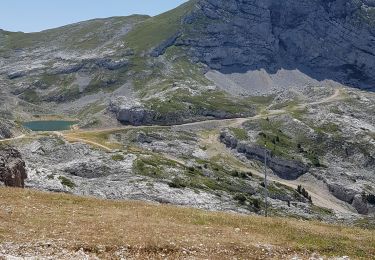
[177,0,375,90]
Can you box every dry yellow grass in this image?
[64,131,123,150]
[0,188,374,259]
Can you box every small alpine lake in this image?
[23,120,78,131]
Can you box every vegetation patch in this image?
[147,89,255,118]
[229,127,248,140]
[124,1,196,52]
[296,185,312,203]
[311,205,334,216]
[111,154,124,161]
[20,89,40,104]
[168,177,187,189]
[256,119,296,159]
[133,154,180,178]
[58,176,76,189]
[315,122,341,134]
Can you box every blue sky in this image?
[0,0,188,33]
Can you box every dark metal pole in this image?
[264,149,268,217]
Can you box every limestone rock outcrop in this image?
[220,129,309,180]
[0,147,27,188]
[0,123,12,139]
[177,0,375,91]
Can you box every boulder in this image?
[109,97,153,125]
[0,146,27,188]
[327,183,357,204]
[0,123,13,139]
[64,160,111,179]
[219,129,238,149]
[352,194,369,215]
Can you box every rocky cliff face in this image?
[109,96,255,126]
[220,129,309,180]
[178,0,375,91]
[0,147,27,188]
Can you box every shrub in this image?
[168,178,187,189]
[252,198,261,209]
[111,154,124,161]
[259,132,267,138]
[188,166,195,172]
[231,171,248,178]
[366,194,375,205]
[297,185,312,203]
[58,176,76,189]
[238,172,248,179]
[233,193,247,204]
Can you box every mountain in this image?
[0,0,374,126]
[0,0,374,223]
[179,0,375,91]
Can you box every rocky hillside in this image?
[1,0,374,127]
[0,0,374,222]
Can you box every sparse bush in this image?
[310,156,321,167]
[364,193,375,205]
[231,171,248,178]
[238,172,248,179]
[111,154,124,161]
[259,132,267,138]
[252,198,261,209]
[297,185,312,203]
[233,193,247,204]
[168,178,187,189]
[58,176,76,189]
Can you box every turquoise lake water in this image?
[23,120,77,131]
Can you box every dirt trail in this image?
[298,88,344,109]
[64,136,113,152]
[0,134,26,143]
